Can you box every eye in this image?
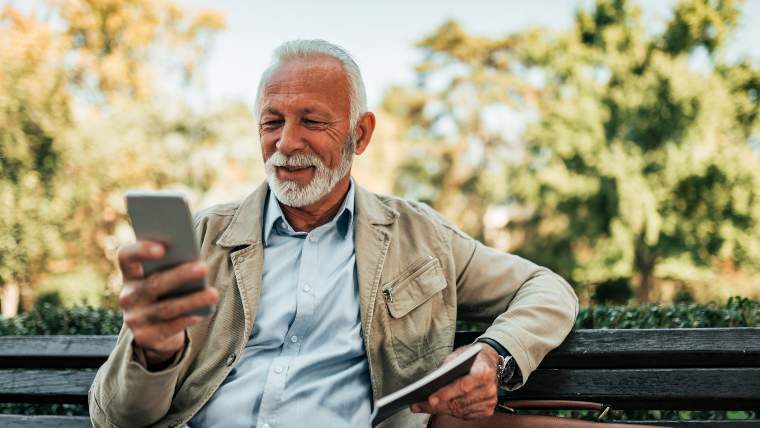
[260,119,283,129]
[303,118,325,127]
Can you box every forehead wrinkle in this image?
[261,58,351,113]
[260,97,334,117]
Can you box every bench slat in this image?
[455,328,760,368]
[0,369,96,404]
[0,336,116,369]
[2,367,759,410]
[513,368,760,410]
[0,415,92,428]
[2,328,759,369]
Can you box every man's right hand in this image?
[117,241,220,368]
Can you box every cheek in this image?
[260,135,277,158]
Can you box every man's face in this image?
[258,57,354,207]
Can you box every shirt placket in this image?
[256,231,320,428]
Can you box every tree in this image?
[0,7,70,316]
[384,0,760,302]
[0,0,228,316]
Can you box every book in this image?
[370,343,483,426]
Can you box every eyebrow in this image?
[260,106,332,118]
[260,107,282,117]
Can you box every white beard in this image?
[265,136,355,208]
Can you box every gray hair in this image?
[254,39,368,129]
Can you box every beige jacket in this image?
[89,182,578,428]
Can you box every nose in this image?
[275,120,306,155]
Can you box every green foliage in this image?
[576,296,759,328]
[384,0,760,302]
[2,298,754,336]
[0,303,122,335]
[459,296,759,331]
[0,1,261,316]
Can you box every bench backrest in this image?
[1,328,759,411]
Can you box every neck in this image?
[279,175,351,232]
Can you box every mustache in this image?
[266,152,322,168]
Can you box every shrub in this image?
[0,304,122,336]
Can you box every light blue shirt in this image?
[189,180,372,427]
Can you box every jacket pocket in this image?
[382,256,452,368]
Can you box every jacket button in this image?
[225,353,236,366]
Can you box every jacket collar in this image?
[216,179,398,248]
[216,181,268,247]
[354,183,398,227]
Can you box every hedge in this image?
[2,297,757,336]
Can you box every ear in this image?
[353,112,376,155]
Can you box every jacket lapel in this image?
[216,182,268,338]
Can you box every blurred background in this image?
[1,0,759,318]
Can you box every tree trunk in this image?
[1,281,20,318]
[634,235,657,303]
[637,263,655,303]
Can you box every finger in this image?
[429,385,495,416]
[133,315,203,352]
[410,401,433,414]
[429,374,477,407]
[447,385,498,416]
[469,357,497,386]
[121,260,144,279]
[118,242,164,279]
[118,280,145,310]
[128,287,219,328]
[142,261,208,302]
[458,396,499,420]
[460,404,497,420]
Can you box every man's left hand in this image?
[410,344,500,420]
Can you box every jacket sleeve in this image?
[88,211,212,427]
[88,324,193,427]
[444,220,578,388]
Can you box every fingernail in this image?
[150,245,163,256]
[429,396,439,406]
[193,263,206,274]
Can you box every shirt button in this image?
[274,365,283,374]
[225,353,236,367]
[308,235,317,243]
[302,284,311,293]
[290,335,298,343]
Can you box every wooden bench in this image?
[1,328,759,427]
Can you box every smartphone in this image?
[126,190,212,316]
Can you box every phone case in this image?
[126,190,211,316]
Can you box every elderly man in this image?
[89,40,578,428]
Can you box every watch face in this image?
[500,356,516,384]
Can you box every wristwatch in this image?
[476,337,517,386]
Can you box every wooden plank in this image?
[0,336,116,369]
[1,367,759,410]
[0,369,95,404]
[0,415,92,428]
[1,328,758,369]
[455,328,760,368]
[511,368,760,410]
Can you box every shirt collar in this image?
[263,178,355,246]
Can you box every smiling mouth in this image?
[278,165,314,172]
